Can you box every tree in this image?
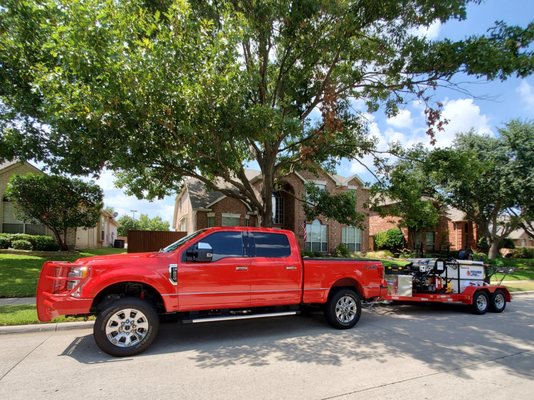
[117,214,170,236]
[7,174,103,250]
[427,120,534,259]
[1,1,533,227]
[371,147,441,252]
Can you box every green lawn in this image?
[0,248,126,298]
[487,258,534,281]
[0,304,95,326]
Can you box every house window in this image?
[342,226,362,252]
[221,213,240,226]
[305,219,328,253]
[207,213,215,228]
[179,217,187,232]
[272,192,284,224]
[426,232,435,251]
[1,200,45,235]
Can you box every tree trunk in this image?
[50,227,68,251]
[488,241,500,260]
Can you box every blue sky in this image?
[97,0,534,227]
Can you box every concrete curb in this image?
[510,290,534,296]
[0,320,95,335]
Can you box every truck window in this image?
[252,232,291,258]
[185,231,244,262]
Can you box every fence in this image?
[127,230,187,253]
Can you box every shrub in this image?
[31,235,60,251]
[0,237,10,249]
[374,229,405,253]
[501,238,515,249]
[11,239,33,250]
[333,243,352,258]
[511,247,534,259]
[8,234,59,251]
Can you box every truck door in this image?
[249,232,302,306]
[177,231,251,311]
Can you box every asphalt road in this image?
[1,295,533,400]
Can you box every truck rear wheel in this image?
[94,297,159,357]
[471,291,489,315]
[325,289,361,329]
[490,290,506,313]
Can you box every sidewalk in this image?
[0,297,35,306]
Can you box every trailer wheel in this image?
[471,291,489,315]
[325,289,361,329]
[94,297,159,357]
[490,290,506,313]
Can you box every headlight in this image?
[67,266,88,292]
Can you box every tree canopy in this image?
[426,120,534,258]
[117,214,170,236]
[6,174,103,250]
[371,146,440,250]
[1,0,533,226]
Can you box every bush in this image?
[374,229,405,253]
[11,239,33,250]
[30,235,60,251]
[511,247,534,259]
[0,237,10,249]
[333,243,352,258]
[501,238,515,249]
[0,234,59,251]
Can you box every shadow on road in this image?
[60,299,534,381]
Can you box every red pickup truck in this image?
[37,227,385,356]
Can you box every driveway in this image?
[1,294,533,400]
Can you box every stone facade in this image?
[174,169,370,253]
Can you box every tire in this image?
[325,289,362,329]
[93,297,159,357]
[490,290,506,313]
[471,291,489,315]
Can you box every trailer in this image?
[381,258,511,314]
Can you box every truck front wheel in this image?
[325,289,362,329]
[93,297,159,357]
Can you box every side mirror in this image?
[186,242,213,262]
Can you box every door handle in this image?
[235,266,248,271]
[286,266,298,270]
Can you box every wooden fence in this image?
[127,230,187,253]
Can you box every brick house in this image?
[369,204,477,252]
[0,160,117,249]
[173,169,370,253]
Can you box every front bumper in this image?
[36,292,93,322]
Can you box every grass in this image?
[0,304,94,326]
[0,248,126,298]
[487,258,534,281]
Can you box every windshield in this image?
[160,230,206,253]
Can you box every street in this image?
[1,294,533,400]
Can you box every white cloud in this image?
[410,20,442,40]
[433,98,493,147]
[386,109,413,129]
[517,81,534,108]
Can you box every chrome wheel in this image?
[105,308,150,348]
[476,293,488,312]
[335,295,357,323]
[493,293,505,310]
